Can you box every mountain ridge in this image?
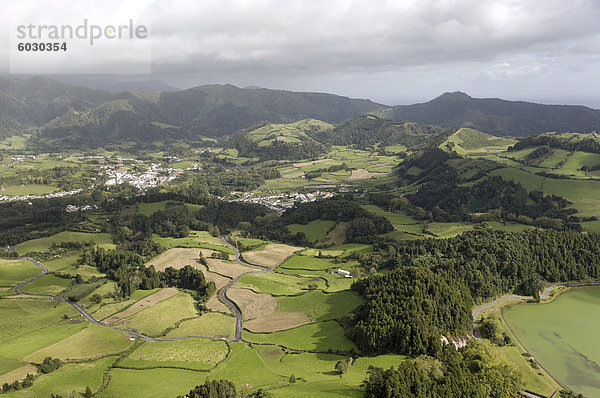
[392,92,600,137]
[3,76,600,148]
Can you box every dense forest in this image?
[347,267,473,355]
[346,229,600,357]
[0,196,92,247]
[364,343,522,398]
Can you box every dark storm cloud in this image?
[148,0,600,73]
[2,0,600,105]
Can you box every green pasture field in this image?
[138,201,205,216]
[138,201,168,216]
[361,204,425,235]
[152,231,234,254]
[581,220,600,233]
[538,149,570,168]
[424,222,477,238]
[92,288,161,321]
[276,290,362,321]
[15,231,115,255]
[444,128,517,155]
[0,323,86,360]
[0,184,59,196]
[61,280,105,301]
[120,293,199,336]
[99,367,208,398]
[0,260,40,288]
[0,357,27,377]
[268,352,407,398]
[300,248,344,257]
[236,272,326,296]
[0,134,30,150]
[7,356,116,398]
[0,300,79,350]
[41,255,80,272]
[503,286,600,397]
[287,220,336,242]
[561,151,600,171]
[20,274,71,295]
[487,340,559,397]
[483,221,532,233]
[490,167,600,216]
[276,268,355,293]
[243,320,356,352]
[208,342,281,388]
[24,323,132,362]
[121,339,228,370]
[58,264,105,280]
[278,255,338,271]
[504,147,538,161]
[166,312,236,339]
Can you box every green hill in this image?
[244,119,332,147]
[309,114,446,150]
[227,119,332,160]
[441,128,517,155]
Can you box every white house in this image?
[337,268,352,278]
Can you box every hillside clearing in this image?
[102,288,179,325]
[226,288,277,320]
[244,311,311,333]
[243,244,301,268]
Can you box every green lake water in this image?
[503,286,600,396]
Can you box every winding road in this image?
[13,244,599,349]
[11,236,266,343]
[219,237,271,340]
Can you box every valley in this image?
[1,81,600,398]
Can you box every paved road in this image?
[472,281,600,340]
[12,244,257,343]
[220,237,271,340]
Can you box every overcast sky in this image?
[2,0,600,107]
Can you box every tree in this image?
[288,374,296,384]
[335,360,349,376]
[186,379,236,398]
[40,357,62,374]
[83,386,93,398]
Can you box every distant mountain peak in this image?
[438,91,472,100]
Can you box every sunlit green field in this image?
[14,231,115,255]
[236,272,327,296]
[504,286,600,397]
[276,290,362,321]
[244,320,356,351]
[490,167,600,217]
[7,356,116,398]
[0,184,59,196]
[0,260,40,288]
[287,220,336,242]
[120,339,228,370]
